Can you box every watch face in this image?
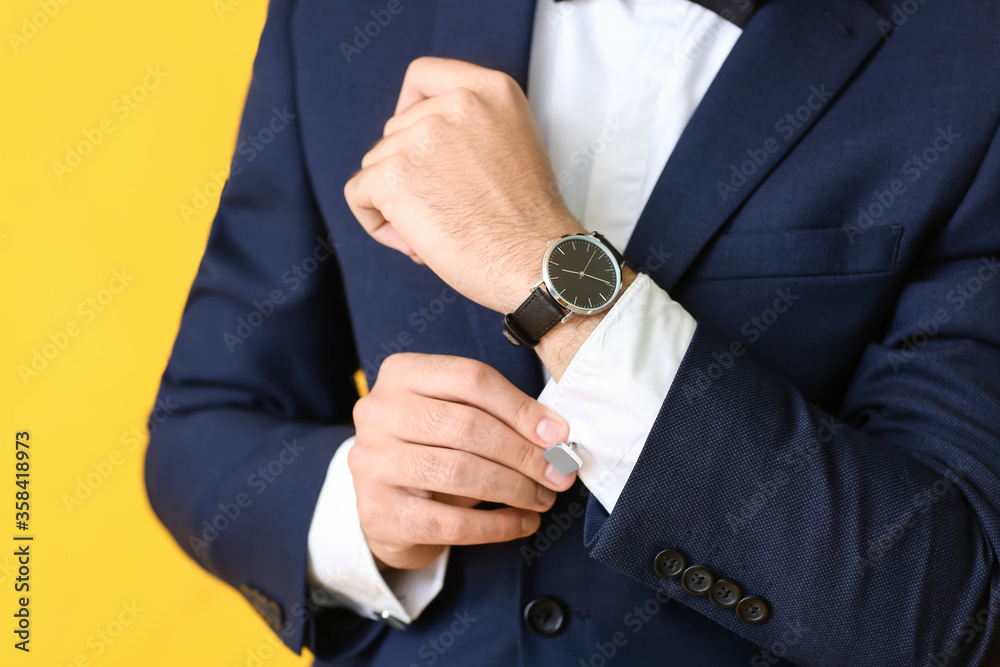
[543,235,621,313]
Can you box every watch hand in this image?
[580,247,596,277]
[581,273,614,286]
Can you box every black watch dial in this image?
[544,236,620,312]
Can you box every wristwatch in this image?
[502,231,626,348]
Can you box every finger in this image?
[367,541,447,572]
[388,444,556,512]
[362,112,457,171]
[360,127,409,169]
[395,56,508,115]
[392,394,568,491]
[369,492,541,547]
[343,162,416,257]
[383,353,571,449]
[382,88,480,138]
[433,492,480,509]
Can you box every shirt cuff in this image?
[306,435,449,624]
[538,272,697,513]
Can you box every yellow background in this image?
[1,0,313,664]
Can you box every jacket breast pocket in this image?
[692,224,904,281]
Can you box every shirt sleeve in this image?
[306,436,449,624]
[537,272,697,513]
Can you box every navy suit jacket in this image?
[145,0,1000,664]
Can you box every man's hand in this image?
[344,57,585,314]
[348,353,576,571]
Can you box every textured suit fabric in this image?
[144,0,1000,664]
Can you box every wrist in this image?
[500,211,584,313]
[535,266,637,381]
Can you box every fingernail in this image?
[545,463,575,489]
[536,418,562,445]
[537,485,557,507]
[521,513,538,534]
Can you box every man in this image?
[145,0,1000,664]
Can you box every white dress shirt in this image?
[306,0,742,624]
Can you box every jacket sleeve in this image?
[585,126,1000,665]
[143,0,383,658]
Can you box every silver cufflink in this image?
[380,609,407,630]
[543,441,582,475]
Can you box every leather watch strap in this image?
[592,231,625,268]
[502,286,566,348]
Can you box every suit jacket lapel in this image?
[626,0,889,292]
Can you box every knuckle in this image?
[398,448,459,489]
[395,449,425,483]
[407,56,431,76]
[479,470,502,500]
[483,69,513,95]
[385,152,412,177]
[510,398,534,435]
[497,71,519,94]
[376,353,396,379]
[457,359,490,395]
[376,352,408,382]
[356,496,377,528]
[512,441,535,475]
[446,88,476,122]
[417,513,441,543]
[347,443,363,473]
[418,114,446,135]
[445,406,478,443]
[435,513,464,543]
[436,451,464,488]
[352,395,373,426]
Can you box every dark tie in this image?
[553,0,759,29]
